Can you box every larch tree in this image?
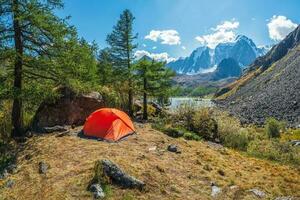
[106,9,137,117]
[135,56,175,120]
[0,0,73,138]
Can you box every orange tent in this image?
[83,108,135,141]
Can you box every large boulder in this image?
[32,87,104,132]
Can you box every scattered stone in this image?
[6,164,17,174]
[43,125,67,133]
[39,161,49,174]
[207,141,224,150]
[229,185,239,190]
[164,128,184,138]
[5,179,15,188]
[148,146,157,151]
[290,140,300,147]
[167,144,181,153]
[248,188,266,198]
[89,183,105,199]
[101,159,145,190]
[0,169,8,180]
[211,184,221,197]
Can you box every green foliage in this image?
[0,101,12,139]
[173,103,196,129]
[247,139,300,165]
[97,49,114,86]
[265,117,285,138]
[191,108,218,140]
[223,129,252,151]
[183,131,202,141]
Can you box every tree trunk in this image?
[11,0,24,138]
[143,76,148,120]
[128,84,133,117]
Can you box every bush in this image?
[183,131,202,141]
[247,139,300,165]
[265,117,285,138]
[223,129,252,151]
[173,103,196,129]
[191,108,218,141]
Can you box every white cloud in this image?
[181,46,186,50]
[195,19,239,48]
[267,15,297,41]
[145,30,181,45]
[152,46,157,50]
[134,50,176,63]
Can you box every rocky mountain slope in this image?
[1,124,300,199]
[215,25,300,126]
[168,35,268,75]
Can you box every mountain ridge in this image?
[168,35,268,75]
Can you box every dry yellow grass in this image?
[1,123,300,200]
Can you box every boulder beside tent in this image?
[83,108,135,142]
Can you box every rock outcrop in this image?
[32,87,104,132]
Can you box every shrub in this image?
[215,111,241,141]
[173,103,196,129]
[223,129,252,151]
[247,139,300,165]
[191,108,218,141]
[183,131,202,141]
[163,127,184,138]
[265,117,285,138]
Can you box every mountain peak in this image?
[168,35,269,75]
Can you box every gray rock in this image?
[290,140,300,146]
[167,144,181,153]
[89,183,105,199]
[101,159,145,190]
[5,179,15,188]
[43,125,67,133]
[211,185,221,197]
[6,164,17,174]
[39,161,49,174]
[248,188,266,198]
[0,169,8,179]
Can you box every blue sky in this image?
[57,0,300,60]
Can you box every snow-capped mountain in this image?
[168,35,270,75]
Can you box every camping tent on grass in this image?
[83,108,135,142]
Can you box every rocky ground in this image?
[1,124,300,200]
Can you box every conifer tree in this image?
[135,56,175,120]
[0,0,73,137]
[106,9,137,117]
